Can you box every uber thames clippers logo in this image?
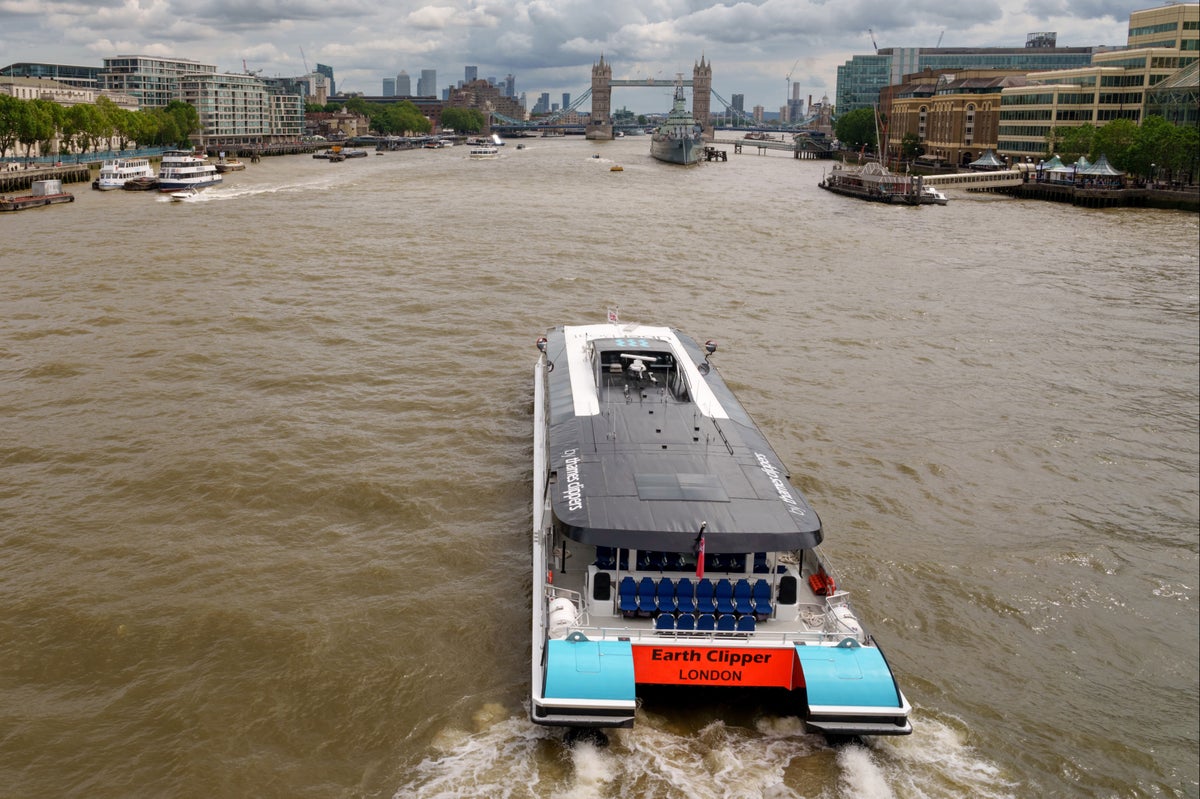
[755,452,806,516]
[561,449,584,511]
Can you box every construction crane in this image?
[869,28,879,50]
[299,46,310,75]
[785,58,799,103]
[936,30,944,48]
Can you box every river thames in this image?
[1,137,1197,798]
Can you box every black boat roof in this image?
[541,324,822,553]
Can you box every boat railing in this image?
[564,621,857,647]
[546,584,591,627]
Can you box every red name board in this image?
[633,646,795,688]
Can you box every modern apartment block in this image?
[101,55,303,147]
[102,55,217,108]
[837,35,1096,114]
[996,3,1198,160]
[875,4,1197,165]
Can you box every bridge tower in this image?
[585,55,613,141]
[693,56,713,141]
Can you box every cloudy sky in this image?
[1,0,1139,113]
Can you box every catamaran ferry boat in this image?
[157,150,222,192]
[531,319,912,737]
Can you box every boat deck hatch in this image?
[635,473,729,502]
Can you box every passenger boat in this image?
[650,78,703,166]
[0,179,74,212]
[122,176,158,191]
[157,149,222,192]
[531,319,913,737]
[469,146,500,159]
[93,157,156,190]
[214,156,246,173]
[922,185,950,205]
[818,161,937,205]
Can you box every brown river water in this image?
[1,137,1197,799]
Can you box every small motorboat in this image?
[170,187,199,202]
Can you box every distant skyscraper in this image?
[397,71,411,96]
[787,83,804,122]
[382,77,396,96]
[418,69,436,97]
[465,65,478,83]
[316,63,334,95]
[504,74,516,97]
[562,92,570,110]
[732,93,744,112]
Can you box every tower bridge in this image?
[488,55,816,139]
[585,55,712,141]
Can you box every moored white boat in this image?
[157,150,222,192]
[922,185,950,205]
[469,146,499,159]
[214,156,246,173]
[531,318,912,738]
[93,157,156,191]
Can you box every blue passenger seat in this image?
[655,613,675,631]
[595,546,616,570]
[717,614,736,632]
[696,613,716,631]
[696,579,716,615]
[715,579,735,616]
[736,615,756,633]
[637,577,658,617]
[656,578,678,614]
[675,613,695,631]
[618,576,638,618]
[675,578,696,614]
[752,579,773,620]
[733,579,754,617]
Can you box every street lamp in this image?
[1150,163,1156,187]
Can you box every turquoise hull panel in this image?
[544,639,636,701]
[795,644,903,708]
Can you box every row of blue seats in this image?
[618,576,773,621]
[655,613,757,632]
[597,548,784,574]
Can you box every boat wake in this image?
[155,174,346,203]
[391,705,1017,799]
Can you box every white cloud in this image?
[0,0,1138,110]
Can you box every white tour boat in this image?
[93,157,156,191]
[157,150,222,192]
[531,319,912,738]
[469,146,500,159]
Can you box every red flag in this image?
[694,522,707,578]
